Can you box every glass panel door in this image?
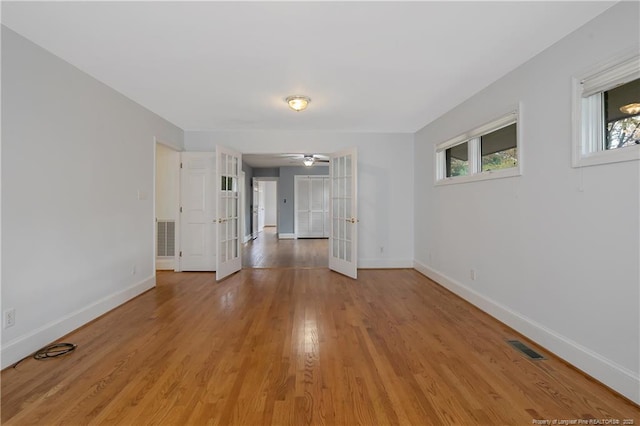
[215,145,242,281]
[329,148,357,279]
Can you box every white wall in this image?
[155,144,180,221]
[185,130,414,268]
[263,181,277,227]
[1,27,184,367]
[413,2,639,404]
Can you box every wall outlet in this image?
[132,265,137,275]
[379,246,384,254]
[470,269,477,281]
[4,308,15,328]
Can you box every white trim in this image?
[1,275,156,369]
[358,259,413,269]
[435,108,521,184]
[240,171,246,249]
[435,163,521,186]
[242,234,252,244]
[437,113,517,151]
[581,54,640,97]
[155,258,175,270]
[278,233,297,240]
[413,260,640,404]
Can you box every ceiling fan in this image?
[281,153,330,166]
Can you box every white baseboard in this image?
[242,235,251,244]
[413,260,640,405]
[278,233,296,239]
[1,275,156,369]
[155,258,175,270]
[359,258,413,269]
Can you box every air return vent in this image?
[157,220,175,257]
[507,340,545,360]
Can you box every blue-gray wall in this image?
[253,167,279,177]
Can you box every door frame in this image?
[153,137,182,273]
[252,176,279,238]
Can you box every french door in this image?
[215,146,242,281]
[329,148,358,279]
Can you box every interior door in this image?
[216,145,242,281]
[329,148,358,279]
[180,152,216,271]
[295,176,310,237]
[309,177,325,237]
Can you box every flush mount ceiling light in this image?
[619,102,640,115]
[286,95,311,112]
[303,155,315,166]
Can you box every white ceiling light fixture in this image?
[303,155,315,166]
[286,95,311,112]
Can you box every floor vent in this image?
[507,340,545,360]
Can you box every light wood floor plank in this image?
[2,268,638,425]
[242,227,328,268]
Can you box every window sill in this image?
[435,167,521,186]
[572,144,640,168]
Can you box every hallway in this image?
[242,227,328,268]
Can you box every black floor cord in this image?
[11,343,77,368]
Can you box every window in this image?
[445,141,468,177]
[435,111,520,184]
[573,54,640,167]
[481,124,518,172]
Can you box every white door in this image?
[309,177,325,237]
[180,152,216,271]
[329,148,358,279]
[252,178,259,239]
[294,176,310,237]
[323,177,330,238]
[216,146,242,281]
[240,171,246,244]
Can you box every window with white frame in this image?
[573,54,640,167]
[436,111,520,184]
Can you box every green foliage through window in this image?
[606,116,640,150]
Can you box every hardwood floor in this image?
[2,268,638,425]
[242,227,328,268]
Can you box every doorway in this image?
[154,142,180,271]
[257,180,277,234]
[243,160,329,268]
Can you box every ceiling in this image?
[1,1,615,133]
